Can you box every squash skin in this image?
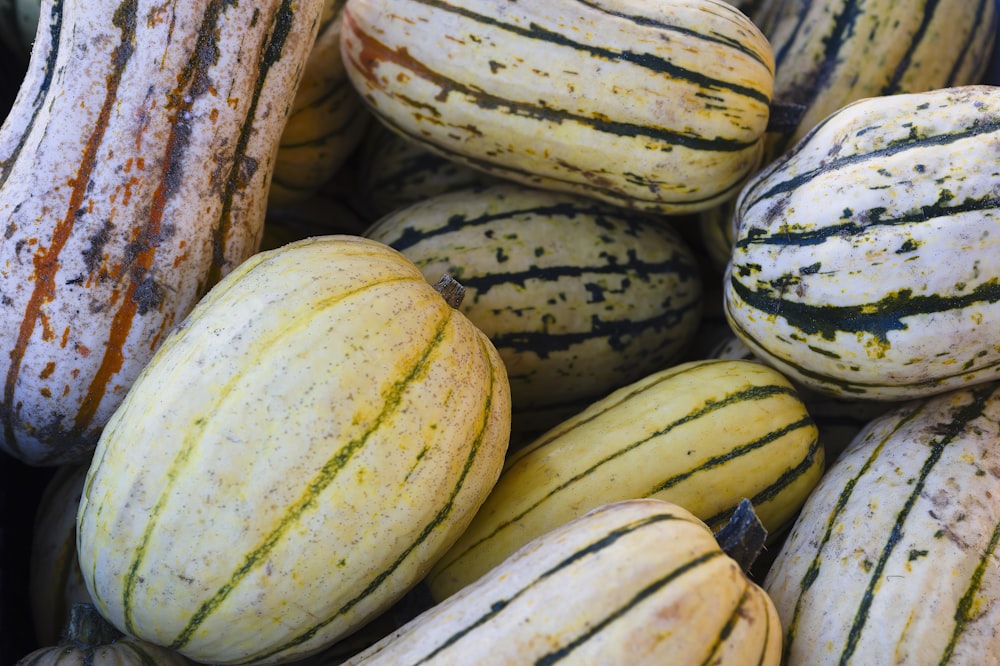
[427,358,823,601]
[340,0,775,214]
[765,382,1000,664]
[725,85,1000,400]
[0,0,325,465]
[345,499,782,666]
[75,235,512,665]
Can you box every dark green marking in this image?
[778,400,925,663]
[838,387,995,665]
[940,504,1000,661]
[239,333,501,663]
[436,380,800,575]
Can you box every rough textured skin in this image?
[0,0,325,465]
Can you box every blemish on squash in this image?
[39,361,56,380]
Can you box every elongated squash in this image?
[427,357,823,601]
[0,0,324,465]
[347,499,781,666]
[76,236,511,665]
[753,0,996,160]
[725,85,1000,401]
[340,0,775,214]
[765,382,1000,664]
[364,183,704,414]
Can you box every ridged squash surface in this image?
[340,0,775,214]
[75,236,512,665]
[348,499,782,666]
[725,85,1000,401]
[765,382,1000,665]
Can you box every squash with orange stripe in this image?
[340,0,775,214]
[75,236,512,665]
[0,0,324,466]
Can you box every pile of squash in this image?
[4,0,1000,664]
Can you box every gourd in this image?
[29,464,92,646]
[345,499,781,666]
[16,603,192,666]
[765,381,1000,664]
[340,0,775,214]
[753,0,997,161]
[364,183,704,415]
[725,85,1000,401]
[76,235,512,665]
[0,0,324,465]
[427,357,823,601]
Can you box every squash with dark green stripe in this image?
[364,183,704,416]
[0,0,325,466]
[427,358,823,601]
[764,381,1000,664]
[346,498,781,665]
[340,0,775,214]
[75,236,512,665]
[752,0,996,162]
[724,85,1000,401]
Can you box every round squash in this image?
[75,236,512,665]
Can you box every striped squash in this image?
[267,0,373,207]
[707,333,899,462]
[364,183,704,415]
[427,358,823,601]
[0,0,324,466]
[725,85,1000,401]
[764,381,1000,664]
[75,236,512,665]
[346,499,781,666]
[29,464,92,647]
[340,0,775,214]
[753,0,996,161]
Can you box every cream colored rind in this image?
[76,236,512,665]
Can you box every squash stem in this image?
[433,274,466,309]
[62,603,123,647]
[714,498,767,572]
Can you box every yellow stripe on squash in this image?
[76,236,512,666]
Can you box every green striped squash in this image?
[764,381,1000,664]
[725,85,1000,401]
[427,358,823,601]
[75,236,511,665]
[340,0,775,214]
[346,499,782,665]
[753,0,996,161]
[364,183,704,415]
[268,0,373,207]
